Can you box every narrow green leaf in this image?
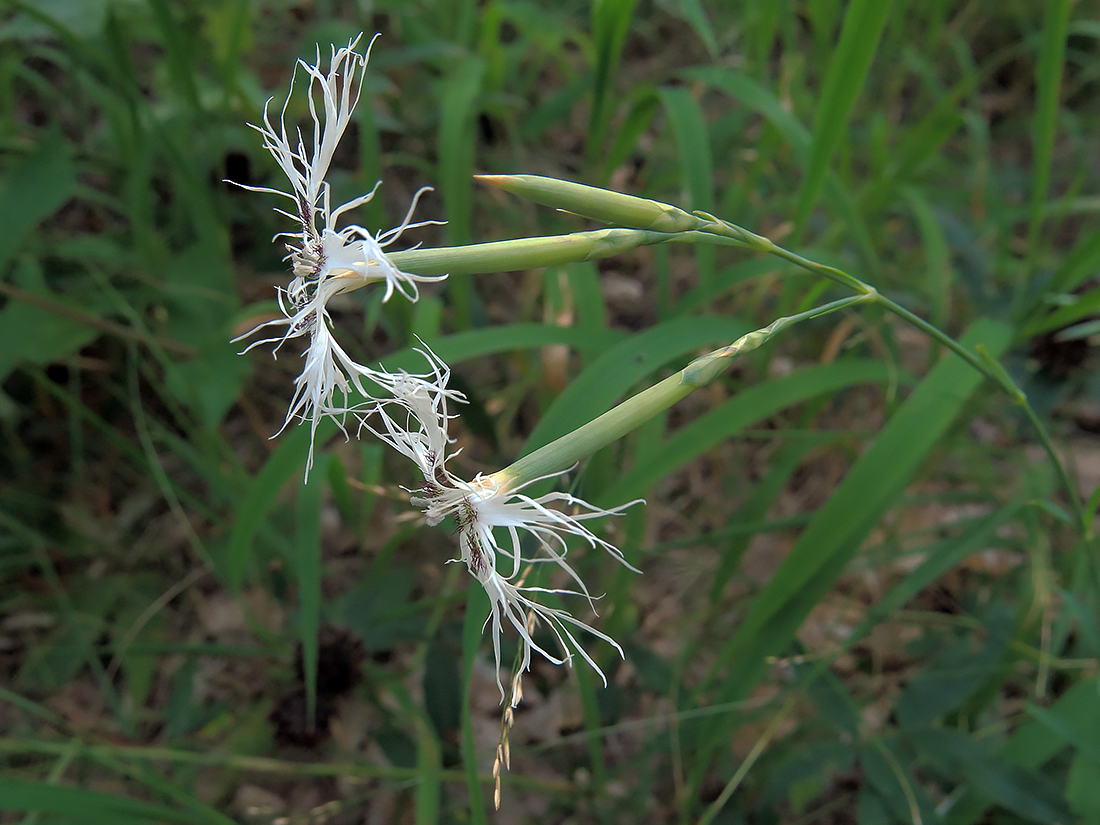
[415,711,442,825]
[1042,217,1100,296]
[410,323,621,368]
[710,439,823,604]
[226,424,314,588]
[357,74,387,232]
[296,454,328,727]
[795,0,893,234]
[684,66,879,270]
[461,584,490,821]
[1026,0,1072,264]
[1023,701,1100,762]
[357,442,384,544]
[950,677,1099,824]
[1024,284,1100,340]
[438,54,483,246]
[903,187,952,330]
[658,87,713,214]
[675,0,718,57]
[587,0,641,163]
[327,454,357,535]
[844,502,1024,648]
[146,0,201,113]
[0,287,102,383]
[684,67,809,157]
[438,56,485,329]
[659,86,716,298]
[859,739,940,825]
[602,89,660,182]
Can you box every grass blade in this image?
[794,0,893,235]
[438,55,485,329]
[461,584,489,821]
[685,66,879,269]
[587,0,641,163]
[674,0,718,58]
[1025,0,1072,269]
[691,318,1011,785]
[226,424,312,588]
[0,129,76,270]
[296,454,327,728]
[659,86,716,299]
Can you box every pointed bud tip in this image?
[475,174,518,188]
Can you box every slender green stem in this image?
[691,213,874,296]
[695,697,796,825]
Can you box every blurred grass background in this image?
[2,0,1100,822]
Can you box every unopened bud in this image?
[478,174,701,233]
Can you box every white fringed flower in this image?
[236,34,446,469]
[364,347,643,696]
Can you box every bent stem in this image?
[496,294,873,490]
[696,215,1087,536]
